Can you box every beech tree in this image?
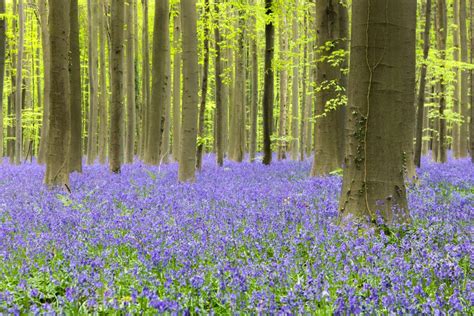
[109,0,125,173]
[69,0,82,173]
[0,0,5,159]
[45,0,71,187]
[262,0,274,165]
[311,0,348,176]
[339,0,416,225]
[178,0,199,182]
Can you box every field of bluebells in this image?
[0,155,472,315]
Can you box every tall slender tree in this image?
[109,0,125,173]
[172,5,181,161]
[290,0,299,160]
[45,0,71,187]
[453,0,461,157]
[262,0,274,165]
[214,0,224,166]
[145,0,170,165]
[69,0,82,173]
[87,0,99,164]
[98,0,108,164]
[415,0,432,168]
[311,0,348,176]
[437,0,447,163]
[140,0,150,158]
[196,0,210,170]
[178,0,199,182]
[470,0,474,162]
[0,0,6,159]
[37,0,50,164]
[125,0,136,163]
[277,11,288,161]
[15,0,25,164]
[249,0,258,163]
[459,0,469,157]
[339,0,416,225]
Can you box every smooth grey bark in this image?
[249,0,258,163]
[311,0,348,176]
[87,0,99,164]
[290,0,299,160]
[414,0,432,168]
[139,0,149,159]
[339,0,416,225]
[172,6,181,161]
[214,0,224,166]
[145,0,170,165]
[178,0,199,182]
[470,0,474,162]
[69,0,82,173]
[15,0,24,164]
[459,0,469,157]
[196,0,210,170]
[437,0,447,163]
[45,0,70,187]
[109,0,125,173]
[277,12,288,161]
[0,0,5,159]
[262,0,274,165]
[37,0,50,164]
[125,0,136,163]
[453,0,461,157]
[98,0,108,164]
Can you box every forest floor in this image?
[0,156,472,314]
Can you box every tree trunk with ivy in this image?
[339,0,416,225]
[311,0,348,176]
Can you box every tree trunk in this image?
[277,12,288,161]
[290,0,299,160]
[109,0,125,173]
[230,10,246,162]
[470,0,474,162]
[299,13,307,162]
[178,0,199,182]
[311,0,348,176]
[69,0,82,173]
[37,0,50,164]
[145,0,170,165]
[139,0,150,159]
[98,0,108,164]
[0,0,5,159]
[196,0,210,170]
[459,0,469,157]
[214,0,224,167]
[453,0,461,158]
[262,0,274,165]
[339,0,416,225]
[437,0,447,163]
[86,0,99,164]
[249,0,258,163]
[125,0,136,163]
[15,0,24,165]
[172,5,181,161]
[414,0,432,168]
[45,0,71,187]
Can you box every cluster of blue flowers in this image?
[0,156,472,314]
